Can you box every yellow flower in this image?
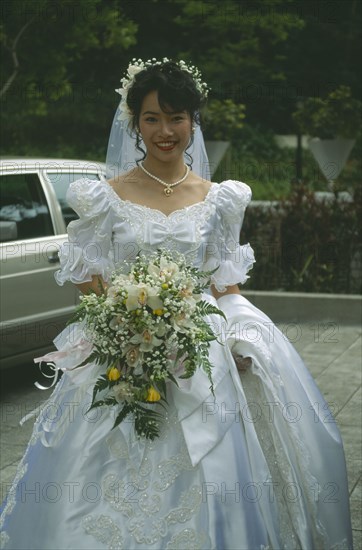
[161,283,169,290]
[153,308,164,316]
[107,366,121,381]
[146,386,161,402]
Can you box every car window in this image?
[0,173,54,242]
[46,172,100,226]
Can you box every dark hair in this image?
[126,61,205,165]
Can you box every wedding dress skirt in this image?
[0,293,353,549]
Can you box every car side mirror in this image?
[0,221,18,242]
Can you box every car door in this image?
[0,171,76,365]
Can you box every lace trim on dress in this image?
[166,528,211,550]
[153,438,194,492]
[0,377,89,549]
[0,391,51,540]
[83,409,208,549]
[240,369,302,549]
[100,177,218,221]
[71,179,97,215]
[0,462,28,537]
[0,532,10,549]
[99,178,218,263]
[82,515,124,550]
[330,539,353,550]
[245,355,333,548]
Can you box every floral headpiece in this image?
[115,57,210,122]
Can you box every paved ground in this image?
[1,322,361,548]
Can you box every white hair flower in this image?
[115,57,210,123]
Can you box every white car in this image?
[0,158,106,368]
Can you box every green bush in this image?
[292,86,362,139]
[242,183,362,294]
[203,99,245,141]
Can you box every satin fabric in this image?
[0,178,353,549]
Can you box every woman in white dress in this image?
[0,58,353,549]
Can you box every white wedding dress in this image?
[0,178,353,550]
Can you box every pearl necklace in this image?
[139,161,190,196]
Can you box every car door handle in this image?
[48,251,60,263]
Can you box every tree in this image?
[1,0,361,156]
[0,0,137,157]
[121,0,361,131]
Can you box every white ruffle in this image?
[210,243,255,292]
[55,178,115,285]
[55,247,114,285]
[206,180,255,291]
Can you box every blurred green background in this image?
[1,0,361,192]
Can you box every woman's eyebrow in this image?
[142,109,187,115]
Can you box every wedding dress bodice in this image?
[55,177,255,293]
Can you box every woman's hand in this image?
[211,284,252,373]
[76,275,108,296]
[232,354,252,372]
[210,284,240,300]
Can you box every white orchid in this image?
[125,283,163,311]
[130,329,163,352]
[123,345,143,375]
[177,278,201,308]
[148,256,180,284]
[106,277,127,303]
[109,315,124,331]
[170,311,197,333]
[112,381,135,404]
[155,320,167,337]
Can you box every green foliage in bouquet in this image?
[68,250,225,440]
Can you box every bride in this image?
[0,58,353,549]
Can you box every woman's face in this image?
[138,90,192,165]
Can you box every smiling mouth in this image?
[155,142,176,151]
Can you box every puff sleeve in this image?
[55,178,115,285]
[209,180,255,292]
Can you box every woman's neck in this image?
[141,157,187,183]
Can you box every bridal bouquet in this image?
[69,250,225,440]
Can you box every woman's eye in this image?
[145,117,157,122]
[173,116,185,122]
